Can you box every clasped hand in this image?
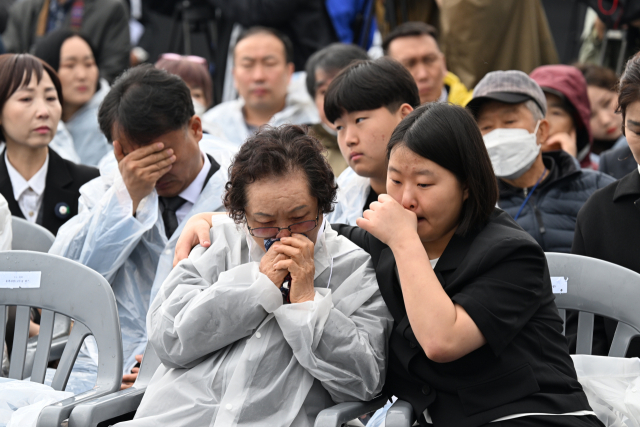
[114,140,176,214]
[258,234,315,303]
[356,194,419,248]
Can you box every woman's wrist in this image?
[388,229,424,255]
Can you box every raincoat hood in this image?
[530,65,592,166]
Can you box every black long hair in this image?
[387,102,498,236]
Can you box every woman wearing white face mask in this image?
[34,29,112,167]
[155,54,213,117]
[469,70,614,254]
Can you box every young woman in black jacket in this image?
[174,103,600,427]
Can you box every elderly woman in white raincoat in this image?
[118,125,392,427]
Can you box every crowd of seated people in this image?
[2,6,640,426]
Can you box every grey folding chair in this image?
[0,250,122,427]
[11,216,55,252]
[314,395,388,427]
[8,217,71,380]
[546,252,640,356]
[68,343,161,426]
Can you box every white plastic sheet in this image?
[571,354,640,427]
[0,378,72,427]
[327,167,372,226]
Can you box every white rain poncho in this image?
[64,79,112,166]
[49,122,81,164]
[49,136,236,376]
[200,87,319,148]
[121,215,393,427]
[327,167,373,226]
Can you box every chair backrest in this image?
[134,343,161,388]
[546,252,640,357]
[0,250,122,393]
[11,217,55,252]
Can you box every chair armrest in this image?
[385,399,415,427]
[314,395,388,427]
[67,385,147,427]
[36,383,120,427]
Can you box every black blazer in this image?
[598,145,637,180]
[333,209,590,427]
[571,169,640,355]
[0,148,99,235]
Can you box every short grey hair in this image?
[524,99,544,122]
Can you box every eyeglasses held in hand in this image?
[247,212,320,239]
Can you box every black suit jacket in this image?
[571,169,640,356]
[0,148,100,235]
[599,145,637,180]
[333,209,590,427]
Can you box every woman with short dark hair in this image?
[175,103,599,427]
[121,125,393,427]
[0,53,98,235]
[345,102,598,427]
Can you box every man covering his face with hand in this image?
[50,65,234,390]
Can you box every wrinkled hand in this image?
[173,212,216,266]
[542,129,577,157]
[259,243,290,288]
[356,194,418,248]
[114,141,176,214]
[120,354,143,390]
[273,234,315,303]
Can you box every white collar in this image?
[178,150,210,205]
[437,86,448,103]
[5,150,49,199]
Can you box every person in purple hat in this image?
[467,70,614,253]
[530,65,594,169]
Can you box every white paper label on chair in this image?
[0,271,41,288]
[551,276,567,294]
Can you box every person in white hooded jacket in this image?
[117,125,392,427]
[49,65,235,390]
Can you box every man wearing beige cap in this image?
[467,70,613,253]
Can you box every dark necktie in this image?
[158,154,221,239]
[159,196,187,239]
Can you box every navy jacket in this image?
[599,145,637,180]
[498,150,614,253]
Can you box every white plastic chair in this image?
[0,250,122,427]
[8,217,70,379]
[11,216,55,252]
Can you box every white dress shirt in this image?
[175,151,211,225]
[5,152,49,223]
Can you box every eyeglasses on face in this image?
[247,212,320,239]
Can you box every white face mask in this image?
[192,98,206,116]
[483,121,541,180]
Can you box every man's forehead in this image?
[234,33,286,61]
[389,34,440,56]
